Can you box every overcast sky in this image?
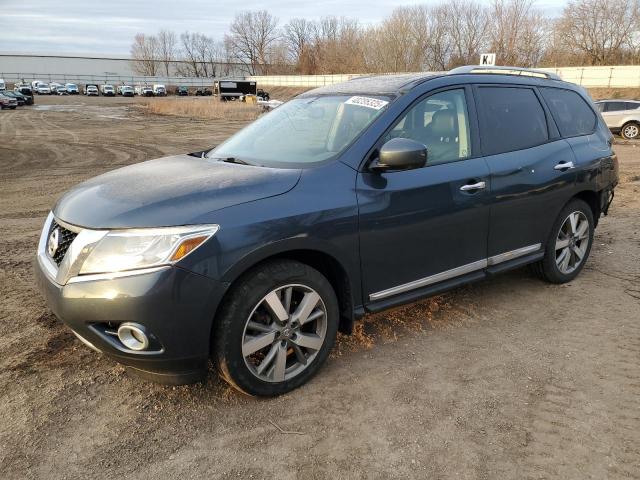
[0,0,567,57]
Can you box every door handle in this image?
[554,161,575,171]
[460,181,486,192]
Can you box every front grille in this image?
[48,220,78,265]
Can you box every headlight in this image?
[79,224,219,275]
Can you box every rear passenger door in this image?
[538,86,614,194]
[474,85,577,260]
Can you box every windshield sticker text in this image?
[345,96,389,110]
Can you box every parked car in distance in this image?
[153,84,166,96]
[1,90,28,106]
[195,87,212,96]
[134,85,153,96]
[56,87,69,96]
[0,78,5,91]
[35,84,51,95]
[84,84,99,96]
[35,66,618,396]
[118,85,134,97]
[100,84,116,96]
[176,86,189,96]
[0,93,18,109]
[14,85,34,104]
[65,83,80,94]
[49,82,64,93]
[31,80,45,90]
[595,99,640,139]
[257,88,270,101]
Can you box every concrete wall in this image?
[250,67,640,88]
[540,66,640,88]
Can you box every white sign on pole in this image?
[479,53,496,66]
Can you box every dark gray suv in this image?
[35,66,619,396]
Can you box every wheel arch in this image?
[214,242,357,337]
[572,189,600,227]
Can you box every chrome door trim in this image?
[487,243,541,266]
[369,259,487,301]
[368,243,542,301]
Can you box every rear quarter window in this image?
[476,86,549,156]
[540,87,596,137]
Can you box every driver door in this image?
[356,87,491,304]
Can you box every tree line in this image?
[130,0,640,77]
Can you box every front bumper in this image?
[34,250,227,384]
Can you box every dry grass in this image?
[587,87,640,100]
[140,98,262,121]
[138,87,311,121]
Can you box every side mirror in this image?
[372,138,427,172]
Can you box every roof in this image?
[299,73,439,97]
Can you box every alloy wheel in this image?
[623,124,639,139]
[555,211,590,275]
[241,284,327,383]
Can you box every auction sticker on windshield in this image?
[345,96,389,110]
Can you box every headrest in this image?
[431,109,457,137]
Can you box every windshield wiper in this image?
[212,156,250,165]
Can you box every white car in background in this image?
[0,78,5,91]
[152,84,166,96]
[99,84,116,96]
[49,82,64,93]
[84,84,99,96]
[118,85,134,97]
[595,100,640,139]
[36,84,51,94]
[65,83,79,94]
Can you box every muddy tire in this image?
[213,259,338,397]
[531,199,594,284]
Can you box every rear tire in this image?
[213,260,339,396]
[531,199,594,284]
[621,122,640,140]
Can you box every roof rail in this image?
[448,65,561,81]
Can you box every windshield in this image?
[209,95,390,167]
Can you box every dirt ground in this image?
[0,95,639,480]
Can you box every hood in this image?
[54,154,301,228]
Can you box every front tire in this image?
[213,260,339,396]
[531,199,594,284]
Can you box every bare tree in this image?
[489,0,546,67]
[556,0,640,65]
[130,33,159,76]
[157,30,177,76]
[448,0,490,67]
[225,10,280,74]
[283,18,316,73]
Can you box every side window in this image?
[596,103,605,113]
[476,87,549,156]
[385,89,471,165]
[540,87,596,137]
[606,101,627,112]
[625,102,640,110]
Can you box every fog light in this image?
[117,323,149,351]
